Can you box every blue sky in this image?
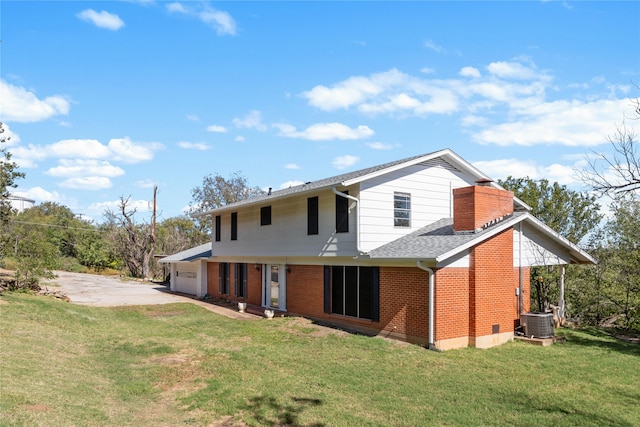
[1,1,639,223]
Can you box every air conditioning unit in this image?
[521,313,554,338]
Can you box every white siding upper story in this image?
[211,160,478,259]
[359,159,475,253]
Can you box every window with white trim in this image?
[394,192,411,228]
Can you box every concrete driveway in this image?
[44,271,256,319]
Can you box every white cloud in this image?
[275,122,374,141]
[332,155,359,170]
[472,158,582,187]
[235,135,246,142]
[470,99,633,147]
[107,137,163,163]
[186,114,200,122]
[86,198,150,217]
[199,7,236,36]
[48,139,111,158]
[166,2,236,35]
[366,142,396,150]
[178,141,210,150]
[59,176,113,190]
[11,137,163,169]
[460,66,481,79]
[0,79,70,123]
[420,67,436,75]
[13,187,71,206]
[284,163,300,170]
[424,39,446,53]
[76,9,125,31]
[232,110,267,131]
[206,124,227,133]
[134,179,158,189]
[486,60,542,80]
[45,159,125,178]
[303,68,460,116]
[301,59,634,149]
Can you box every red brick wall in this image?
[468,229,516,337]
[285,265,431,341]
[206,262,218,296]
[453,186,514,232]
[434,268,469,341]
[379,267,429,339]
[286,265,325,318]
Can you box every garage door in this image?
[175,265,198,295]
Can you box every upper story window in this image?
[260,206,272,226]
[231,212,238,240]
[335,191,349,233]
[394,192,411,228]
[215,215,221,242]
[307,196,319,235]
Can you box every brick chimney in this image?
[453,183,514,233]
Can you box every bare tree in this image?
[578,95,640,195]
[104,196,155,279]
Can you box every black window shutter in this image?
[215,215,221,242]
[335,191,349,233]
[371,267,380,322]
[231,212,238,240]
[307,197,319,235]
[323,266,330,314]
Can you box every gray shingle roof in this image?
[367,213,527,261]
[197,150,451,215]
[158,243,211,263]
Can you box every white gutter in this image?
[416,261,437,351]
[332,187,364,255]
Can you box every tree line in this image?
[1,97,638,331]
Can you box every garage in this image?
[158,243,211,297]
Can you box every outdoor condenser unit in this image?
[521,313,554,338]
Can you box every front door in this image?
[263,264,286,311]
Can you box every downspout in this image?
[417,260,437,351]
[332,187,363,255]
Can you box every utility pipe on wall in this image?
[417,260,436,351]
[332,187,363,254]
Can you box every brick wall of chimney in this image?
[453,185,514,232]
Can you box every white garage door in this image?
[175,265,199,295]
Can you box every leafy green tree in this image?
[498,177,603,312]
[156,216,209,256]
[7,213,57,289]
[1,123,25,224]
[188,171,264,234]
[1,122,26,265]
[75,227,112,271]
[603,194,640,329]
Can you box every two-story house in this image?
[160,149,595,350]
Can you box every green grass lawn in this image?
[1,294,638,427]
